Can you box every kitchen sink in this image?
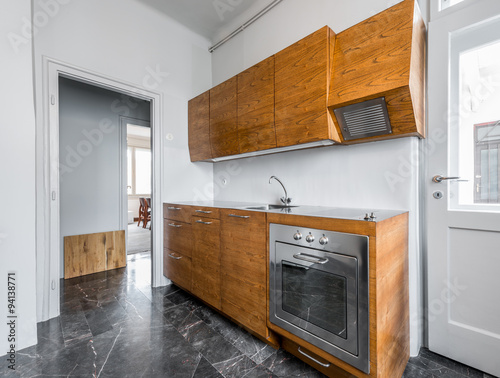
[245,204,299,210]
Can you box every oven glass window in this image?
[282,261,347,339]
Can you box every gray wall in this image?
[58,77,150,277]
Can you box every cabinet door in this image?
[188,91,212,162]
[275,26,337,147]
[210,77,239,158]
[237,56,276,153]
[192,217,221,310]
[220,210,267,337]
[164,248,192,292]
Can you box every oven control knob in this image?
[293,232,302,241]
[305,233,315,243]
[319,235,328,246]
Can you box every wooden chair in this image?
[137,197,146,227]
[143,198,151,229]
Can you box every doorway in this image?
[58,78,152,282]
[37,58,166,322]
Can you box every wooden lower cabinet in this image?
[163,248,192,292]
[220,209,267,336]
[192,216,222,310]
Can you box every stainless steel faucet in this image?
[269,176,292,206]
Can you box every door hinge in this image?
[50,95,55,105]
[52,191,56,201]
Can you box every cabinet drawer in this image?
[164,221,193,257]
[192,207,220,220]
[164,203,192,223]
[163,248,192,292]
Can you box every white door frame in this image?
[37,57,166,322]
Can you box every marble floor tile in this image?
[4,253,495,378]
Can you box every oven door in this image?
[274,242,359,355]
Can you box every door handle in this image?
[167,207,181,210]
[168,223,181,228]
[297,347,331,368]
[195,210,212,214]
[195,220,212,225]
[228,214,250,219]
[432,175,468,183]
[293,253,329,265]
[168,253,182,260]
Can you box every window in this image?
[475,121,500,203]
[127,146,151,195]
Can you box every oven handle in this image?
[292,253,329,265]
[297,347,331,368]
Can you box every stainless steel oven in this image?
[269,223,370,374]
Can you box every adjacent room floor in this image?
[127,223,151,255]
[1,253,495,377]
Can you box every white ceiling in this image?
[136,0,277,43]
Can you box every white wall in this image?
[211,0,424,356]
[34,0,214,321]
[0,0,38,353]
[58,77,150,277]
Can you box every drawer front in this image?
[164,203,192,223]
[192,207,220,220]
[163,248,192,292]
[164,221,193,257]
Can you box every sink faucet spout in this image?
[269,176,292,206]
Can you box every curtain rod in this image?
[209,0,283,53]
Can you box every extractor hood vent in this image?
[333,97,392,141]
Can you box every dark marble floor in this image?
[1,252,497,377]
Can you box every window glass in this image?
[135,148,151,195]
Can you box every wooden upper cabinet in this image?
[188,91,211,162]
[275,26,339,147]
[210,77,239,158]
[328,0,425,142]
[237,56,276,153]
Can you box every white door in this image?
[427,1,500,376]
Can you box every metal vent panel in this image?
[334,97,392,141]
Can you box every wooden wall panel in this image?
[64,230,126,279]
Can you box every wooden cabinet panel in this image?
[163,248,192,292]
[237,56,276,153]
[275,26,338,147]
[192,217,221,309]
[188,91,212,162]
[164,203,192,223]
[164,221,193,258]
[220,209,267,337]
[210,77,239,158]
[328,0,425,142]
